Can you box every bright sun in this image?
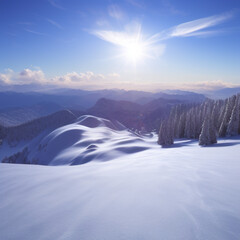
[94,22,166,65]
[123,41,146,63]
[122,40,147,63]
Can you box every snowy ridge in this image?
[76,115,127,130]
[2,115,152,165]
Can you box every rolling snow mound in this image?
[18,115,152,166]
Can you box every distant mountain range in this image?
[0,88,205,109]
[0,89,206,129]
[0,102,62,127]
[1,86,239,131]
[202,87,240,99]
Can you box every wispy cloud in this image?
[92,21,142,46]
[96,19,109,27]
[91,12,234,61]
[47,18,63,29]
[92,22,166,60]
[24,29,46,36]
[126,0,145,9]
[92,30,134,47]
[108,4,124,20]
[148,12,234,43]
[170,12,233,37]
[48,0,65,10]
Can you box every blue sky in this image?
[0,0,240,91]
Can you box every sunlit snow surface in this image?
[0,116,240,240]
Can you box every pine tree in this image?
[178,112,186,138]
[209,118,217,144]
[158,120,174,147]
[158,122,166,146]
[219,96,236,137]
[199,108,217,146]
[199,116,211,146]
[226,94,240,136]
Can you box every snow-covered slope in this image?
[0,137,240,240]
[1,115,150,165]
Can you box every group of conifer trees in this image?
[158,93,240,146]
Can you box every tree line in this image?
[158,93,240,146]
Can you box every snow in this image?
[1,115,152,165]
[1,130,240,239]
[0,130,53,163]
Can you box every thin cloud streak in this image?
[47,18,63,29]
[149,12,234,43]
[91,12,234,55]
[91,22,166,60]
[48,0,65,10]
[108,4,124,20]
[92,22,143,47]
[170,12,233,37]
[24,29,46,36]
[92,30,136,47]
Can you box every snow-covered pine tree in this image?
[226,94,240,136]
[157,93,240,147]
[211,100,220,132]
[219,95,236,137]
[191,108,197,138]
[158,120,174,147]
[184,111,191,138]
[210,117,217,144]
[158,122,165,146]
[199,116,210,146]
[199,107,217,146]
[178,112,186,138]
[171,105,182,139]
[195,105,202,138]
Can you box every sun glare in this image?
[123,41,146,63]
